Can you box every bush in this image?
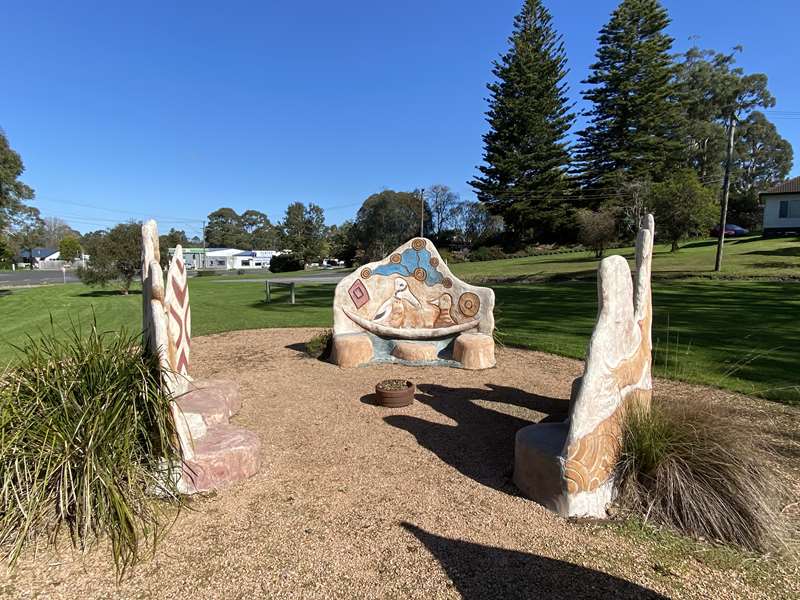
[468,246,507,262]
[576,207,617,258]
[194,269,221,277]
[0,322,182,575]
[269,253,305,273]
[305,329,332,359]
[616,399,787,553]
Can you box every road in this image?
[209,272,348,284]
[0,269,80,287]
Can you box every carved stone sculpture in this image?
[142,220,260,493]
[514,215,655,518]
[331,238,496,369]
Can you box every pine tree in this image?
[470,0,575,243]
[575,0,682,194]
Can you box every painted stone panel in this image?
[332,238,495,368]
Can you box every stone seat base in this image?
[453,332,496,370]
[177,379,241,429]
[513,421,569,515]
[331,333,373,367]
[180,424,261,494]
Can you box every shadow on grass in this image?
[403,523,668,600]
[383,383,568,494]
[74,290,142,297]
[745,246,800,258]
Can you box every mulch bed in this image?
[2,328,798,599]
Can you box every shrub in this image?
[194,269,221,277]
[305,329,333,359]
[576,207,618,258]
[0,322,182,575]
[616,399,787,553]
[269,253,305,273]
[468,246,506,262]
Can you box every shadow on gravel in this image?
[383,383,568,494]
[403,523,668,600]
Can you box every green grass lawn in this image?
[2,255,798,404]
[450,235,800,282]
[1,237,797,402]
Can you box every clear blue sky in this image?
[2,0,798,237]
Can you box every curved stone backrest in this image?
[331,237,496,369]
[559,214,654,516]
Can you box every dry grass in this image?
[0,328,797,599]
[617,399,791,553]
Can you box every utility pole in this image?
[714,114,737,272]
[419,188,425,238]
[201,220,207,270]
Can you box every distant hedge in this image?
[269,253,305,273]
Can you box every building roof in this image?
[20,247,58,259]
[762,176,800,195]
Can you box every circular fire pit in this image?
[375,379,415,407]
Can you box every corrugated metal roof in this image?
[762,176,800,195]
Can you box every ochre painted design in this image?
[348,279,370,309]
[458,292,480,317]
[360,267,372,279]
[429,256,439,267]
[390,253,402,263]
[411,238,426,250]
[413,267,427,281]
[442,277,453,289]
[564,410,622,494]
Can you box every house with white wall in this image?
[761,176,800,236]
[169,247,281,270]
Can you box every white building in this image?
[761,176,800,236]
[169,247,281,270]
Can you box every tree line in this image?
[471,0,793,256]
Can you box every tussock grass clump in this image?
[616,399,788,553]
[0,323,182,575]
[305,329,332,359]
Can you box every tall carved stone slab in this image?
[142,222,194,457]
[141,220,260,491]
[514,215,654,518]
[331,237,496,369]
[165,245,191,390]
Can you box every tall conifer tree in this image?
[575,0,682,193]
[470,0,574,242]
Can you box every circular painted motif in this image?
[390,253,402,263]
[411,238,426,250]
[360,267,372,279]
[413,267,427,281]
[429,256,439,267]
[442,277,453,289]
[458,292,480,317]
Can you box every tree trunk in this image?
[671,240,679,252]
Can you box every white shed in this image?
[761,176,800,236]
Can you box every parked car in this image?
[710,224,749,237]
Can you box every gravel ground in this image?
[2,328,798,599]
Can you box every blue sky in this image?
[2,0,798,237]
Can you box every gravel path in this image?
[3,328,798,599]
